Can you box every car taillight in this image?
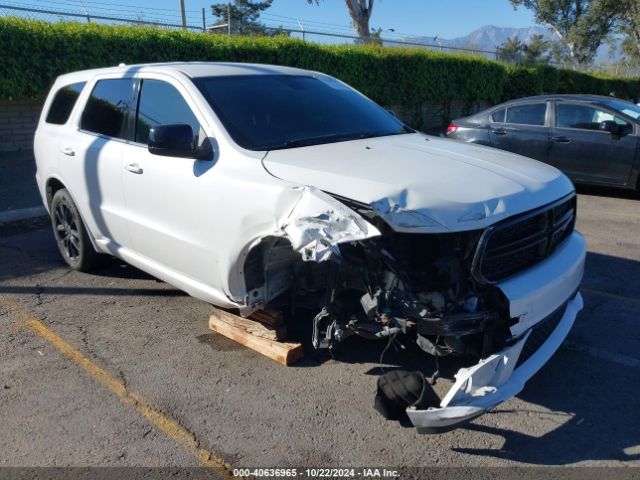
[446,122,458,135]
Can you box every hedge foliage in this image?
[2,17,640,127]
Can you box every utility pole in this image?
[227,2,232,36]
[202,7,206,32]
[79,0,90,23]
[180,0,187,30]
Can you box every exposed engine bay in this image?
[242,192,538,362]
[240,187,581,432]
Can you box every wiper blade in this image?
[267,130,412,151]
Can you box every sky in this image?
[11,0,538,40]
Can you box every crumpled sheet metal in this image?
[279,187,381,262]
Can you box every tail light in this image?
[446,122,458,135]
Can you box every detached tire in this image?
[50,188,100,271]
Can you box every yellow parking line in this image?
[582,287,640,305]
[0,297,234,478]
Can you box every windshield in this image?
[194,74,412,151]
[603,99,640,120]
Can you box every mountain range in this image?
[401,25,617,63]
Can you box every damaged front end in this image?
[241,187,585,432]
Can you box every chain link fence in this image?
[0,3,500,59]
[5,2,637,75]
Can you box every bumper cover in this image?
[407,231,586,433]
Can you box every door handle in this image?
[125,163,143,174]
[61,147,75,156]
[551,136,571,143]
[491,128,507,135]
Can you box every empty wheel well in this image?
[46,178,66,208]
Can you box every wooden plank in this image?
[212,308,286,341]
[250,309,284,328]
[209,310,304,366]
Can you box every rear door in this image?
[489,102,550,162]
[549,101,637,185]
[59,77,135,249]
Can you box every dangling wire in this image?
[379,330,398,374]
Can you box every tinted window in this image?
[603,99,640,120]
[80,79,134,139]
[45,82,86,125]
[505,104,546,126]
[135,79,201,144]
[194,75,410,151]
[491,108,505,123]
[556,103,632,133]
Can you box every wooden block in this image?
[212,308,286,341]
[209,309,304,366]
[250,309,284,328]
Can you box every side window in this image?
[45,82,86,125]
[491,108,505,123]
[556,103,632,133]
[80,79,134,139]
[505,104,546,126]
[135,79,201,145]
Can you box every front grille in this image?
[515,298,570,368]
[472,194,576,284]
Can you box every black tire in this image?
[50,188,100,271]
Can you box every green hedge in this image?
[2,17,640,128]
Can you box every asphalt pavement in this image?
[0,153,639,475]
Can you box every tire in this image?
[50,188,100,271]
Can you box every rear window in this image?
[505,103,546,126]
[80,78,134,139]
[45,82,86,125]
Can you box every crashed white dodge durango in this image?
[34,62,585,432]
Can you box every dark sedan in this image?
[446,95,640,191]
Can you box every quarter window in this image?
[45,82,86,125]
[80,79,134,139]
[505,104,546,126]
[135,79,201,145]
[491,108,505,123]
[556,103,632,133]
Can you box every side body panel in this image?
[548,100,638,186]
[488,102,551,163]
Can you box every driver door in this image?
[120,76,221,288]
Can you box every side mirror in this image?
[148,124,213,159]
[599,120,621,136]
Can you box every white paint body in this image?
[34,63,585,430]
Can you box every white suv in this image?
[34,62,585,432]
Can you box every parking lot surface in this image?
[1,185,639,473]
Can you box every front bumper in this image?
[407,231,586,433]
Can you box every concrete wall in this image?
[0,99,42,152]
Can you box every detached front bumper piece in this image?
[407,231,586,433]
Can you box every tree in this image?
[211,0,276,36]
[522,34,551,64]
[307,0,375,42]
[617,0,640,64]
[497,36,524,63]
[510,0,621,66]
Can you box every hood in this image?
[262,133,574,233]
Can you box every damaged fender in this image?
[278,186,381,262]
